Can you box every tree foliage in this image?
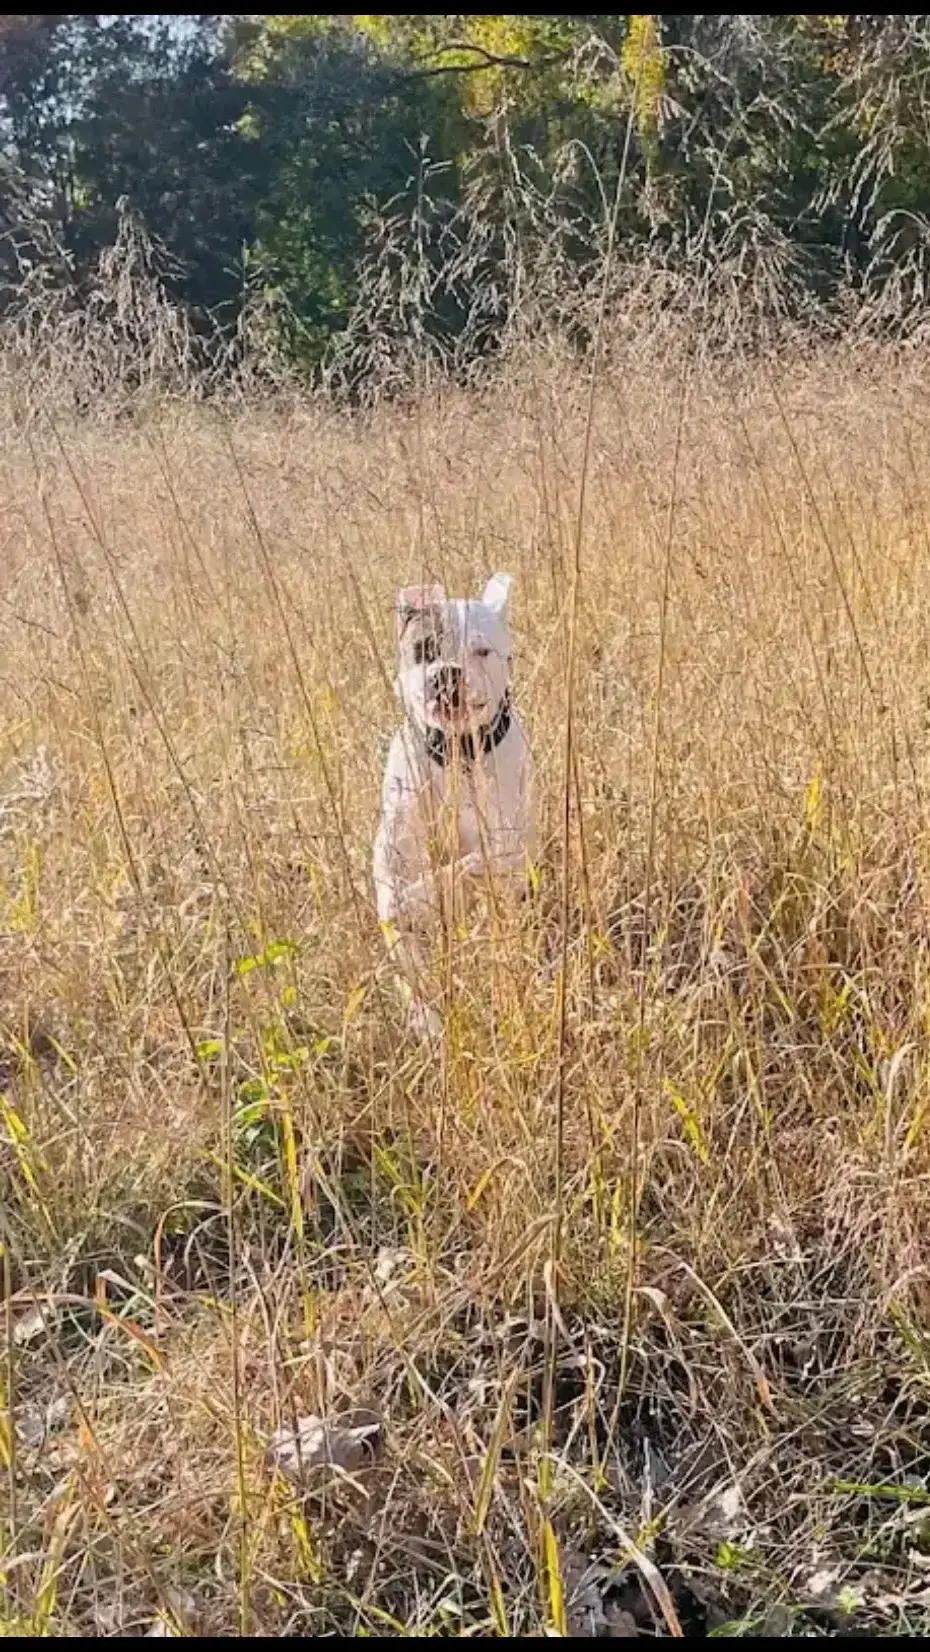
[4,14,930,376]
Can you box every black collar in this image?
[424,692,512,769]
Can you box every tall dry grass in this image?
[3,334,930,1635]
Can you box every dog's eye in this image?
[473,646,491,660]
[413,635,438,666]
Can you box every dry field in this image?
[3,342,930,1635]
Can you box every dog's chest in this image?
[424,769,487,860]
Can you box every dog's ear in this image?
[396,583,446,640]
[481,572,513,620]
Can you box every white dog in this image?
[373,573,536,1040]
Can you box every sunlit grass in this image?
[3,345,930,1633]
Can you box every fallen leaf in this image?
[143,1587,198,1638]
[12,1305,54,1346]
[15,1394,69,1449]
[561,1548,631,1637]
[604,1603,640,1637]
[671,1478,748,1546]
[92,1598,125,1636]
[715,1484,744,1528]
[806,1567,841,1600]
[373,1246,408,1286]
[268,1409,382,1483]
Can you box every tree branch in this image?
[398,41,571,84]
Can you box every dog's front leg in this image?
[398,841,532,933]
[460,845,532,897]
[380,913,443,1043]
[401,857,474,924]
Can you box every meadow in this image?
[3,331,930,1635]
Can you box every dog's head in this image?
[395,573,514,734]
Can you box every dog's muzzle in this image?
[434,663,463,713]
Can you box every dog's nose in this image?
[436,663,463,709]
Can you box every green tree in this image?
[229,16,468,363]
[6,12,930,380]
[0,16,261,325]
[68,18,260,323]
